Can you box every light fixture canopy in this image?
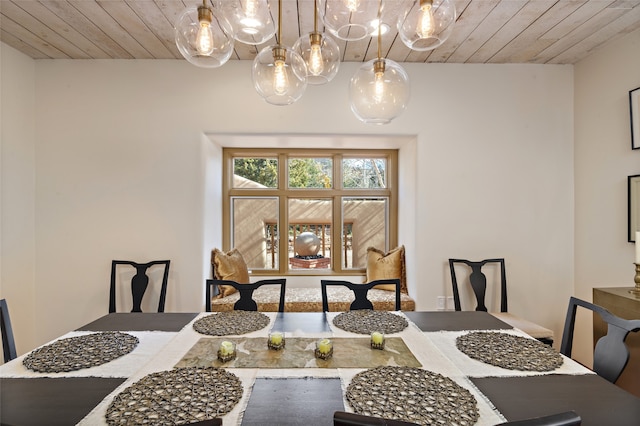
[319,0,385,41]
[217,0,276,45]
[397,0,456,51]
[252,0,308,105]
[174,1,234,68]
[293,0,340,85]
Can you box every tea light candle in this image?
[371,332,384,345]
[317,338,332,355]
[269,332,283,346]
[219,341,234,356]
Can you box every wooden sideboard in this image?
[593,287,640,398]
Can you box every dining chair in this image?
[109,260,170,313]
[205,279,287,312]
[321,279,401,312]
[560,296,640,383]
[496,410,581,425]
[186,419,222,426]
[1,298,17,363]
[448,258,554,345]
[333,411,419,426]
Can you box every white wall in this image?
[573,28,640,366]
[0,43,37,355]
[2,44,576,354]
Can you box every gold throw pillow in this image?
[211,248,250,298]
[365,246,407,294]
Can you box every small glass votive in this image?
[315,338,333,360]
[217,340,236,363]
[371,331,385,350]
[268,331,285,350]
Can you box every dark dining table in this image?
[1,311,639,426]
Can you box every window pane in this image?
[231,197,278,270]
[342,158,387,189]
[288,158,332,188]
[288,198,332,270]
[343,197,388,269]
[233,157,278,188]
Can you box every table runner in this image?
[0,331,177,378]
[175,337,421,369]
[426,329,592,377]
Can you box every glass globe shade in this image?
[216,0,276,45]
[349,58,410,125]
[174,5,234,68]
[292,32,340,85]
[397,0,456,51]
[252,45,308,106]
[319,0,385,41]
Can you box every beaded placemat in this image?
[456,332,563,372]
[346,366,479,425]
[23,331,139,373]
[333,310,408,334]
[106,367,242,425]
[193,311,270,336]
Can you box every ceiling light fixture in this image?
[293,0,340,85]
[218,0,276,45]
[397,0,456,51]
[174,0,234,68]
[319,0,384,41]
[252,0,308,105]
[349,1,410,124]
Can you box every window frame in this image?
[222,148,398,276]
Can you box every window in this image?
[223,149,398,275]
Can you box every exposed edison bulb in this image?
[373,59,386,104]
[240,0,261,32]
[196,21,214,55]
[308,37,325,76]
[244,0,258,17]
[373,72,385,103]
[418,0,435,38]
[195,5,214,56]
[346,0,360,12]
[273,59,288,95]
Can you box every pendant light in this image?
[349,1,410,124]
[293,0,340,85]
[252,0,308,105]
[319,0,384,41]
[174,0,234,68]
[218,0,276,45]
[397,0,456,51]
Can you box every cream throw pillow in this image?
[365,246,408,294]
[211,248,250,298]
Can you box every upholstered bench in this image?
[209,286,416,312]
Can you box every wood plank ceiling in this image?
[1,1,639,64]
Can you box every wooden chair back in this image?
[1,298,17,363]
[496,410,581,425]
[321,279,401,312]
[449,258,507,312]
[205,279,287,312]
[333,411,418,425]
[560,296,640,383]
[109,260,170,313]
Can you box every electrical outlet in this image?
[446,296,455,311]
[436,296,446,310]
